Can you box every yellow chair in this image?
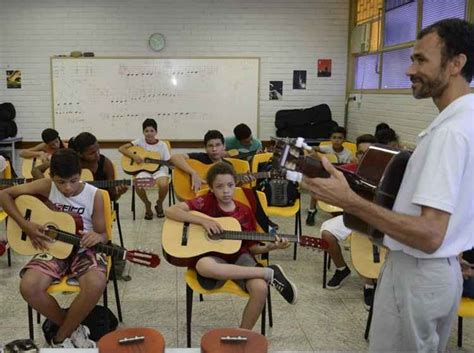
[350,231,387,340]
[250,152,273,188]
[256,190,302,260]
[457,297,474,347]
[184,187,272,347]
[131,140,175,220]
[2,160,12,266]
[26,190,123,340]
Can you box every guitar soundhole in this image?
[208,233,222,241]
[45,225,58,241]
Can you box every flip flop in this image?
[155,204,165,218]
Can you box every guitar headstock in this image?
[126,250,161,268]
[299,236,329,250]
[134,177,157,188]
[271,137,313,181]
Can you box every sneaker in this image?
[268,264,298,304]
[363,285,375,311]
[306,211,316,226]
[50,337,75,348]
[326,267,351,289]
[70,324,96,348]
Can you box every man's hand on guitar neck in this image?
[22,221,50,251]
[300,157,355,209]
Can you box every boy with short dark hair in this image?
[225,123,262,157]
[0,149,107,348]
[165,162,297,329]
[119,118,170,219]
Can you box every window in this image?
[381,47,413,89]
[353,54,380,90]
[422,0,466,28]
[350,0,471,91]
[384,0,417,47]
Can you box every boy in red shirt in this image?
[165,162,297,329]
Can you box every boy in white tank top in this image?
[0,149,107,348]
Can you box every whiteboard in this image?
[51,57,259,140]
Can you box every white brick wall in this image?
[0,0,350,142]
[346,93,439,145]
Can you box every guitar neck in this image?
[236,171,272,181]
[48,229,126,259]
[85,179,131,188]
[220,230,298,242]
[0,178,27,186]
[143,157,170,166]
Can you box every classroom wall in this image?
[346,93,439,145]
[0,0,350,142]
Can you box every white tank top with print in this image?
[48,181,97,232]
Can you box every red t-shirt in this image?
[185,192,259,266]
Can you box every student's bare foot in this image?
[155,202,164,218]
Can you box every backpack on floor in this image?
[42,305,118,343]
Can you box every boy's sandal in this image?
[144,211,154,220]
[155,204,165,218]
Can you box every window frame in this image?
[347,0,473,94]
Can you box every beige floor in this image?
[0,190,473,352]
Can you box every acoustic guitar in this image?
[162,211,328,267]
[227,149,258,160]
[201,328,268,353]
[272,137,412,238]
[173,159,282,201]
[98,327,165,353]
[7,195,161,268]
[121,146,173,175]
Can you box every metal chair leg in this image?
[131,185,136,221]
[186,284,193,348]
[323,251,328,288]
[260,303,266,336]
[267,288,273,327]
[27,305,34,340]
[458,316,463,347]
[111,259,123,322]
[114,202,124,248]
[364,283,377,340]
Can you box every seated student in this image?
[170,130,229,193]
[319,134,378,309]
[165,162,297,329]
[461,248,474,298]
[119,118,170,219]
[306,126,355,226]
[20,128,66,163]
[225,123,262,158]
[69,132,127,202]
[374,122,390,136]
[375,127,400,148]
[0,149,107,348]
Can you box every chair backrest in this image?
[162,140,172,153]
[224,158,250,174]
[317,152,338,164]
[4,160,12,179]
[99,189,113,241]
[251,152,273,174]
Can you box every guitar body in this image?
[98,327,165,353]
[121,146,164,175]
[201,328,268,353]
[343,147,411,238]
[7,195,79,259]
[350,231,387,279]
[173,159,212,201]
[162,211,242,267]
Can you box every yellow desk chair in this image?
[349,231,387,340]
[184,187,272,347]
[26,190,123,340]
[250,152,273,188]
[2,160,13,266]
[457,297,474,347]
[131,140,175,220]
[256,187,301,260]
